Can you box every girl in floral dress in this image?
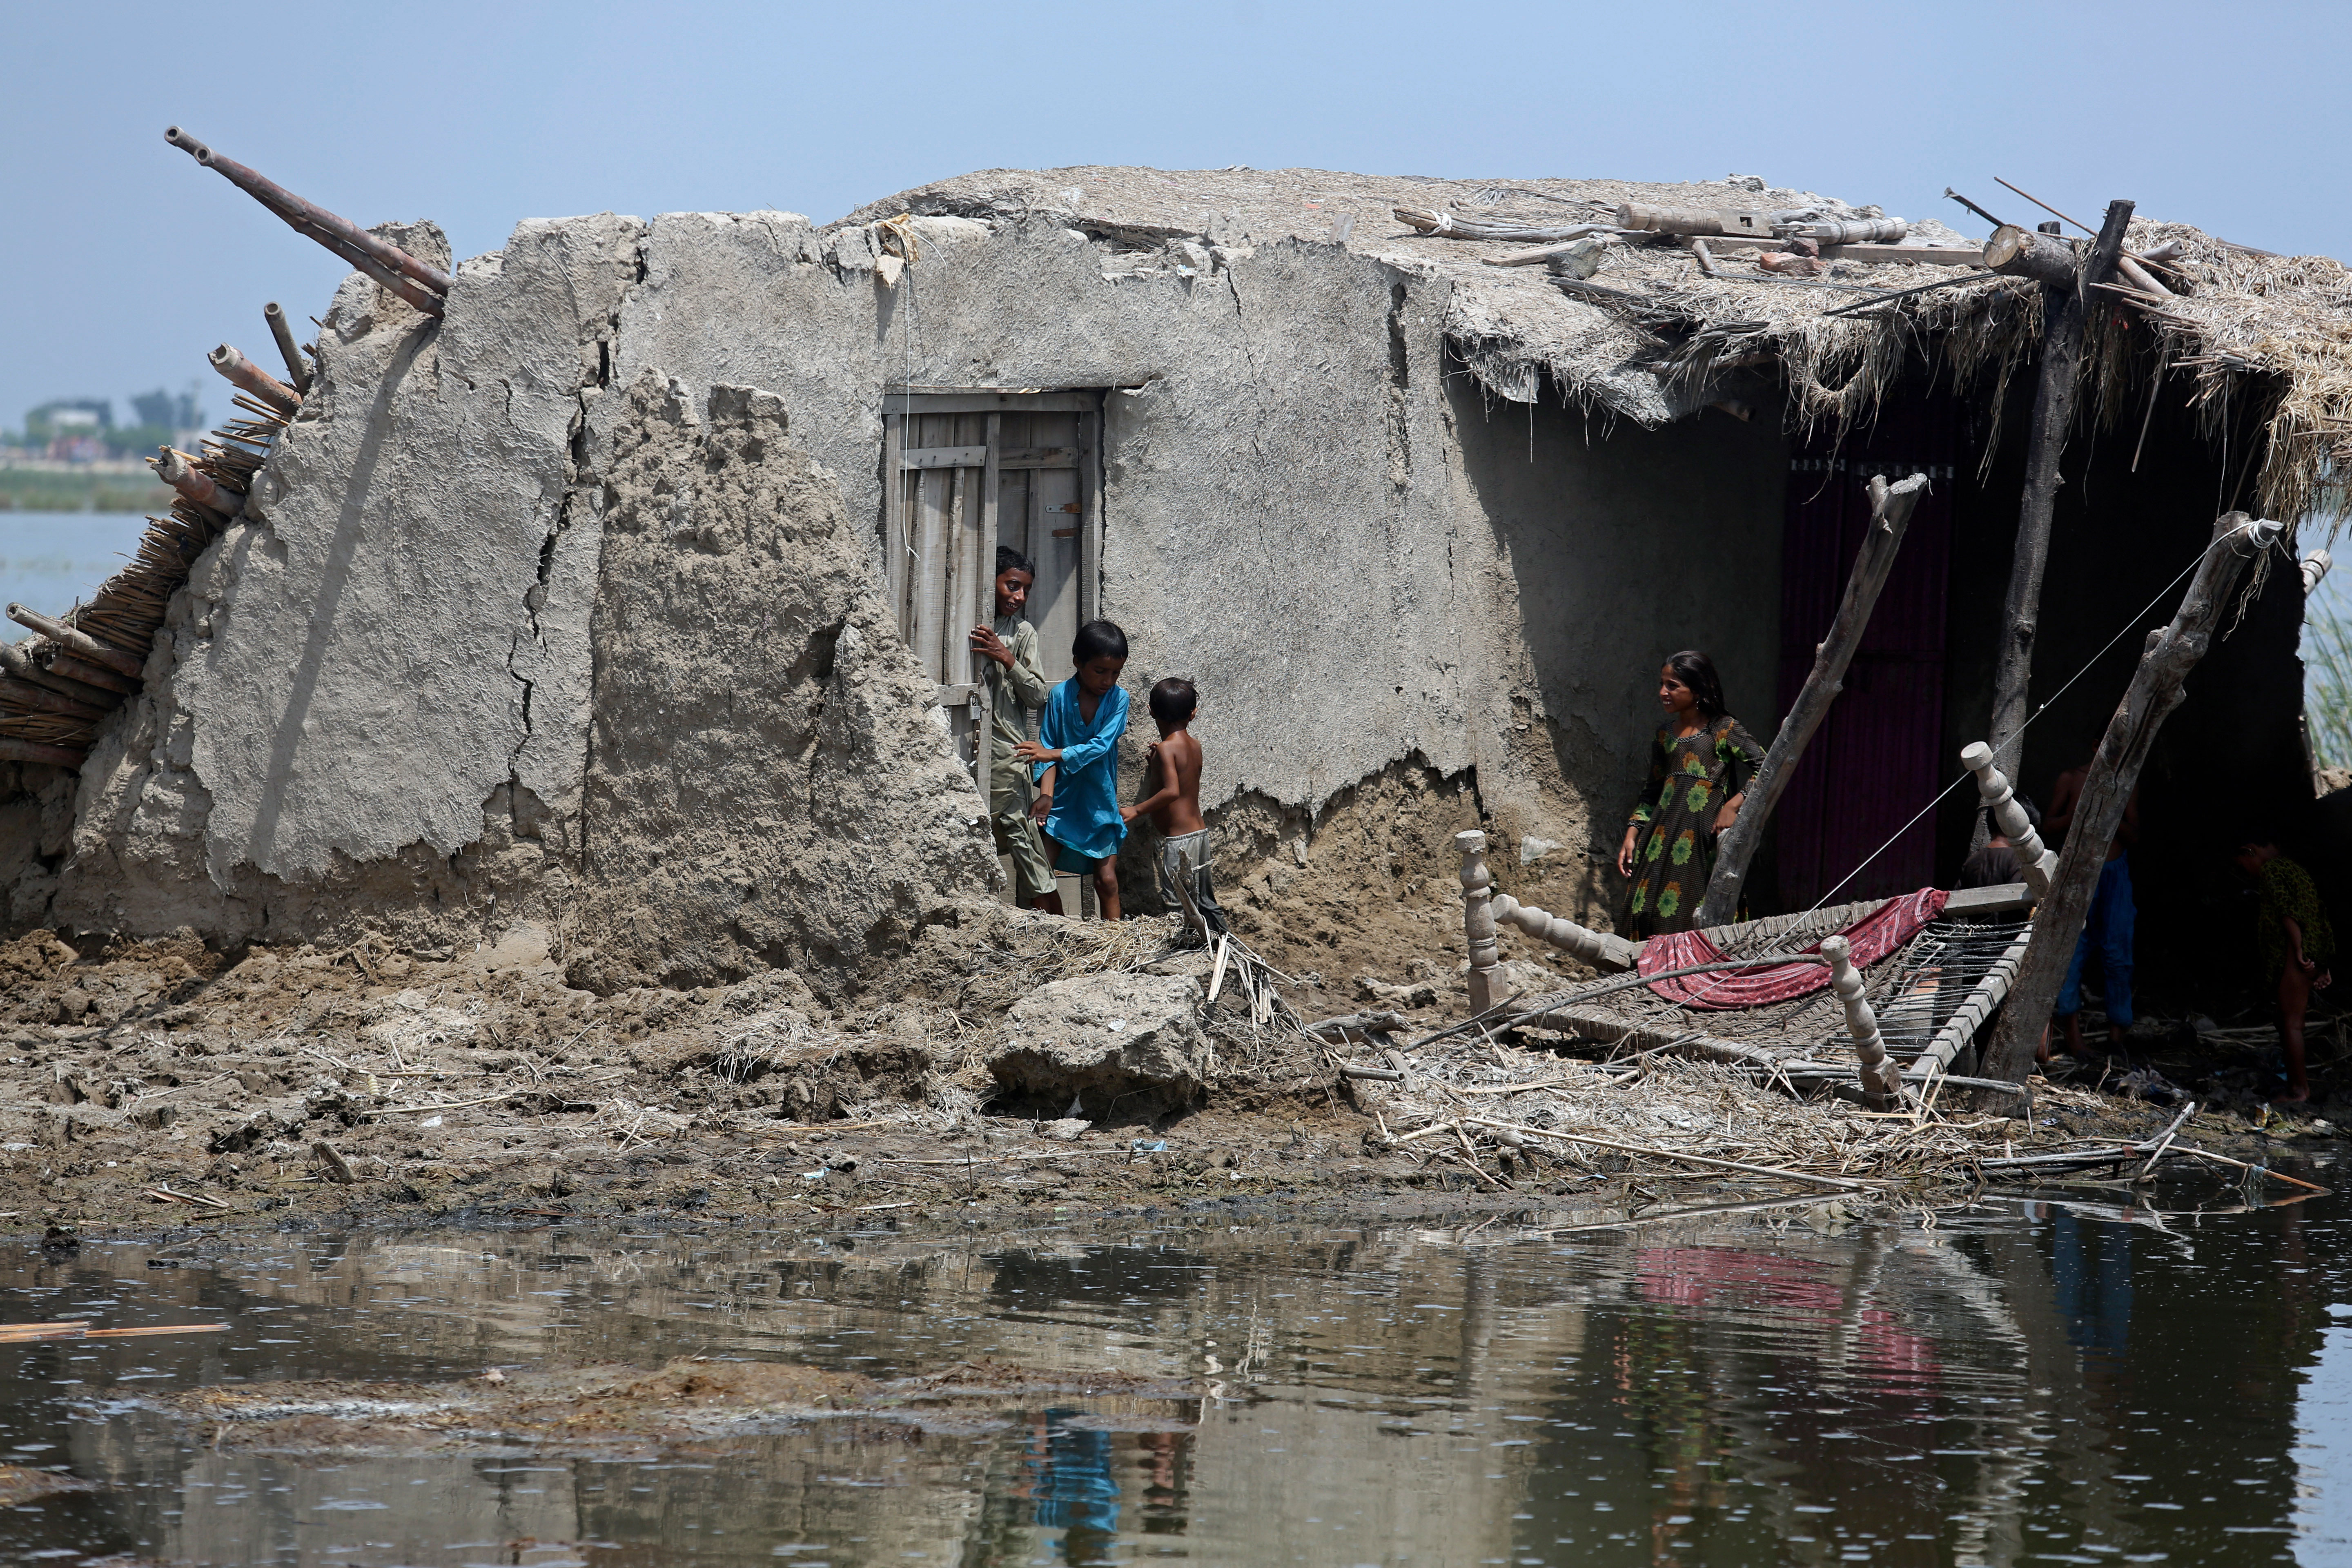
[1615,650,1765,937]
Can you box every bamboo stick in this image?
[2134,1101,2197,1181]
[5,604,143,677]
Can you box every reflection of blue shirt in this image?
[1033,679,1130,860]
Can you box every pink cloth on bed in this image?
[1637,887,1951,1010]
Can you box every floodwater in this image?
[0,512,154,627]
[4,1166,2351,1566]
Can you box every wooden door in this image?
[1772,400,1957,909]
[882,392,1101,766]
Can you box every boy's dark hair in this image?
[1073,619,1128,664]
[996,545,1035,579]
[1149,677,1198,727]
[1665,649,1727,720]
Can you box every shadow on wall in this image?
[1448,376,1790,922]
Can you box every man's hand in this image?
[969,624,1014,669]
[1012,739,1057,765]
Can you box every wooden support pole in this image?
[1457,830,1501,1014]
[1959,742,2058,898]
[1985,199,2136,794]
[1821,934,1904,1102]
[1984,514,2279,1082]
[1699,472,1929,925]
[1983,224,2077,287]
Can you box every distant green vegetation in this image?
[0,467,174,515]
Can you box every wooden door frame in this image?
[881,385,1105,673]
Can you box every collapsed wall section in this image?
[564,375,997,991]
[17,211,995,981]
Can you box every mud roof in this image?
[848,165,2352,525]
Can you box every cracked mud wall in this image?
[562,375,996,992]
[34,214,644,944]
[2,181,1789,959]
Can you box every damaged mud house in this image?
[6,125,2352,1221]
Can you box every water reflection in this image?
[0,1167,2344,1565]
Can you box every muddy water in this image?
[4,1168,2350,1566]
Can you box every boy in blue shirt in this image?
[1016,621,1131,920]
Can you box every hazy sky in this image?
[4,0,2346,432]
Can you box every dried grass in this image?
[1375,1042,2021,1194]
[1499,216,2352,530]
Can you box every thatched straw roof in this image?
[852,166,2352,523]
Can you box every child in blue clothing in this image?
[1015,620,1131,920]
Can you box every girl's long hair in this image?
[1666,649,1727,720]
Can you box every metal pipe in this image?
[164,127,449,317]
[5,605,145,678]
[164,127,452,294]
[264,302,312,395]
[149,448,245,520]
[0,642,122,708]
[208,345,301,417]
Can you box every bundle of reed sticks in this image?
[0,385,287,771]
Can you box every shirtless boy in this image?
[1124,677,1228,934]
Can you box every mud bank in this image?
[1,898,2329,1240]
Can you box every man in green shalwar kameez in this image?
[970,548,1062,913]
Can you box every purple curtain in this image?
[1773,400,1956,909]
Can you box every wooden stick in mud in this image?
[47,654,138,695]
[1699,472,1929,924]
[1984,199,2136,798]
[1984,514,2279,1082]
[2134,1100,2197,1182]
[1457,831,1503,1014]
[0,676,110,722]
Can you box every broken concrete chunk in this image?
[991,972,1207,1116]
